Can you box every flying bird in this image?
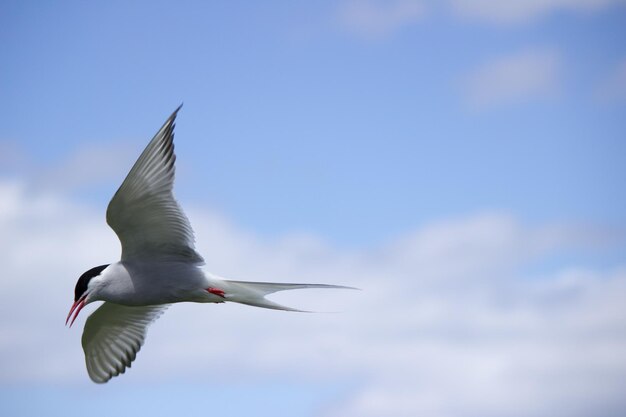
[67,106,352,383]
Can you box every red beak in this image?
[66,296,86,327]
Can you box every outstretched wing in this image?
[106,106,203,263]
[81,302,168,383]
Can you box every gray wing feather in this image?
[106,106,203,263]
[81,302,168,383]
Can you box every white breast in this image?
[98,261,209,305]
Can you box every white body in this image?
[95,262,222,305]
[94,262,296,307]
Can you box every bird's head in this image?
[66,264,110,327]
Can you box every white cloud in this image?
[595,57,626,102]
[40,142,137,191]
[0,179,625,416]
[333,0,625,36]
[0,140,137,193]
[449,0,625,25]
[0,142,29,173]
[462,47,560,110]
[336,0,426,39]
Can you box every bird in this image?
[66,105,353,383]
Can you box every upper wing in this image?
[81,302,168,383]
[106,106,203,262]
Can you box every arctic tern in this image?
[67,106,352,383]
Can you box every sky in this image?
[1,1,625,416]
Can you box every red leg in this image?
[206,287,225,298]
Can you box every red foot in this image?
[207,287,225,298]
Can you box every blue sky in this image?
[1,1,626,417]
[3,0,625,245]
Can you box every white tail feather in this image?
[223,280,356,312]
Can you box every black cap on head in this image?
[75,264,109,301]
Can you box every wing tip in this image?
[171,103,183,119]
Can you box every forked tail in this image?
[223,280,356,312]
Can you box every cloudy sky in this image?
[1,1,625,416]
